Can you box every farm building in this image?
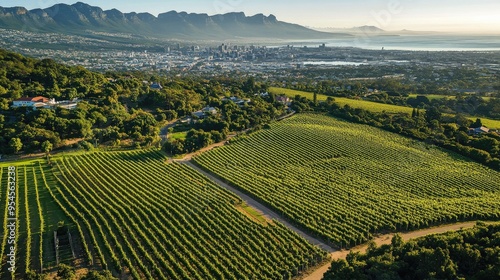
[468,127,490,135]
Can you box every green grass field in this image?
[169,131,188,140]
[408,94,493,101]
[194,114,500,248]
[0,150,326,279]
[269,87,500,129]
[408,94,456,100]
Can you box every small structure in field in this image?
[468,126,490,136]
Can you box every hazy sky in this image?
[3,0,500,33]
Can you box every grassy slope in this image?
[269,87,500,129]
[408,94,456,100]
[269,87,414,114]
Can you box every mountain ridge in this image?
[0,2,346,40]
[313,25,386,34]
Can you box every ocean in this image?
[290,35,500,51]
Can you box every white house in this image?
[202,106,218,115]
[12,96,79,110]
[12,96,49,108]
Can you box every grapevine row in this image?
[49,150,326,279]
[52,163,141,278]
[24,167,32,272]
[194,113,500,248]
[32,167,45,273]
[37,163,104,270]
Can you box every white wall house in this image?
[12,96,78,110]
[12,96,49,108]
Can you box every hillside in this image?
[0,2,344,40]
[268,87,500,129]
[193,114,500,248]
[0,48,284,158]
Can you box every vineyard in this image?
[268,87,415,114]
[193,114,500,249]
[268,87,500,128]
[0,162,74,279]
[0,150,327,279]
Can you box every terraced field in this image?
[193,114,500,248]
[0,150,326,279]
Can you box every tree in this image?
[41,140,53,154]
[471,136,499,154]
[243,77,256,93]
[164,110,178,121]
[57,264,76,280]
[184,129,213,152]
[455,131,470,145]
[164,139,185,155]
[25,270,45,280]
[454,114,473,128]
[472,118,483,128]
[391,234,404,249]
[425,106,442,123]
[407,95,430,108]
[313,92,318,104]
[326,96,335,106]
[9,138,22,154]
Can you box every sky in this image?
[2,0,500,34]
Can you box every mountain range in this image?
[0,2,345,41]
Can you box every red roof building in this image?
[12,96,50,108]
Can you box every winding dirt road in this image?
[182,160,335,252]
[301,221,477,280]
[183,161,480,280]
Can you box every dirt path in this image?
[302,221,478,280]
[184,160,481,280]
[169,111,296,162]
[181,161,335,252]
[173,111,480,280]
[172,136,235,162]
[159,119,180,140]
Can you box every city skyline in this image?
[2,0,500,34]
